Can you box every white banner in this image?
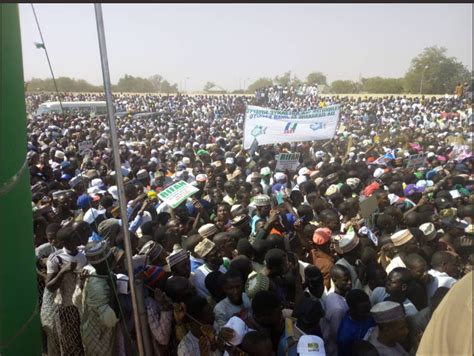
[243,105,340,149]
[275,153,301,172]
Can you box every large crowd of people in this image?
[27,86,473,356]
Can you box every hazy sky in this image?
[19,4,472,92]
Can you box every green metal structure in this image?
[0,4,42,355]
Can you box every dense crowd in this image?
[27,86,473,356]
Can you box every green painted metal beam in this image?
[0,4,42,355]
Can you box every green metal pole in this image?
[0,4,42,355]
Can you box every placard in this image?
[157,181,200,209]
[78,140,93,154]
[275,153,301,172]
[360,195,378,219]
[406,153,428,169]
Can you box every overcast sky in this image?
[19,4,472,92]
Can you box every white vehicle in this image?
[35,101,107,116]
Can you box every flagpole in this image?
[93,4,146,356]
[30,4,64,113]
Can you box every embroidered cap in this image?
[419,223,437,241]
[254,194,271,207]
[166,249,189,269]
[337,230,360,253]
[390,229,414,247]
[370,301,405,324]
[194,238,216,259]
[245,271,270,299]
[198,224,219,239]
[85,240,112,265]
[137,169,148,180]
[139,241,164,262]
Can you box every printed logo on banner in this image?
[309,122,327,131]
[284,122,298,134]
[251,125,267,138]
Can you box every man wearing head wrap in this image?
[98,219,121,246]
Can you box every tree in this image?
[115,74,154,92]
[274,71,292,87]
[361,77,405,94]
[27,77,102,92]
[404,46,470,94]
[148,74,178,93]
[161,80,178,93]
[247,77,273,93]
[306,72,327,86]
[203,82,216,92]
[330,80,361,94]
[148,74,164,92]
[292,76,303,88]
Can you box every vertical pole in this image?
[93,4,145,356]
[0,4,42,355]
[135,279,153,356]
[420,66,428,95]
[30,4,64,113]
[420,71,424,95]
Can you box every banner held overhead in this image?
[243,105,340,149]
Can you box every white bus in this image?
[35,101,108,116]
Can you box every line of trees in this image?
[26,74,178,93]
[245,46,471,94]
[26,46,471,95]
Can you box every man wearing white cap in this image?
[364,301,409,355]
[251,194,272,235]
[51,150,65,170]
[385,229,416,274]
[193,239,227,298]
[297,335,326,356]
[259,167,272,193]
[224,157,238,182]
[335,230,363,290]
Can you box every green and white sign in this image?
[157,181,199,209]
[275,153,301,172]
